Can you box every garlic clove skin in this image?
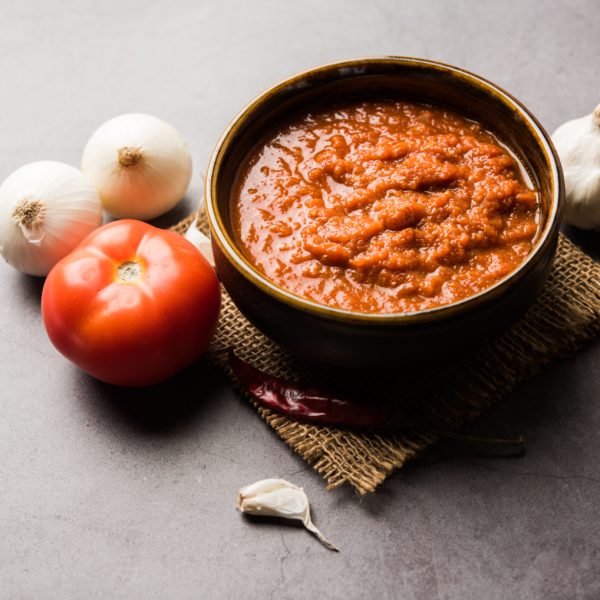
[237,479,307,517]
[82,113,193,221]
[551,104,600,230]
[0,161,102,276]
[237,478,338,551]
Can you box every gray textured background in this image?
[1,1,599,598]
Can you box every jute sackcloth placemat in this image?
[172,212,600,494]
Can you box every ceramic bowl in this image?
[205,57,563,369]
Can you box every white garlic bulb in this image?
[552,104,600,229]
[82,113,192,220]
[237,478,338,551]
[0,161,102,276]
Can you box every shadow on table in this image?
[17,271,45,306]
[563,225,600,261]
[79,357,229,437]
[104,195,196,230]
[330,345,597,514]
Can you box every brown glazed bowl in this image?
[205,57,563,369]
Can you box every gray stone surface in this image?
[1,1,599,598]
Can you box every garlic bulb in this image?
[237,478,338,551]
[0,161,102,276]
[82,113,192,220]
[552,104,600,229]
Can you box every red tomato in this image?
[41,219,220,387]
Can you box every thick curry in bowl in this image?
[232,100,540,314]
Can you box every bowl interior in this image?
[207,57,560,319]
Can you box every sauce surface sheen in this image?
[233,100,540,313]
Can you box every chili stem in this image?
[432,431,525,447]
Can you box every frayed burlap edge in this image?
[173,213,600,494]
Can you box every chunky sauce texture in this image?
[233,101,540,313]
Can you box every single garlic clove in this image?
[237,478,338,551]
[184,222,214,267]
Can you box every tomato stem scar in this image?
[117,261,142,282]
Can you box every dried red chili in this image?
[227,350,526,456]
[228,349,400,428]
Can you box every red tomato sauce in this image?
[232,101,540,313]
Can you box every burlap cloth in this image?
[172,213,600,494]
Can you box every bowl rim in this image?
[205,56,563,325]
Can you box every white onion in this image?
[81,113,192,220]
[0,161,102,276]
